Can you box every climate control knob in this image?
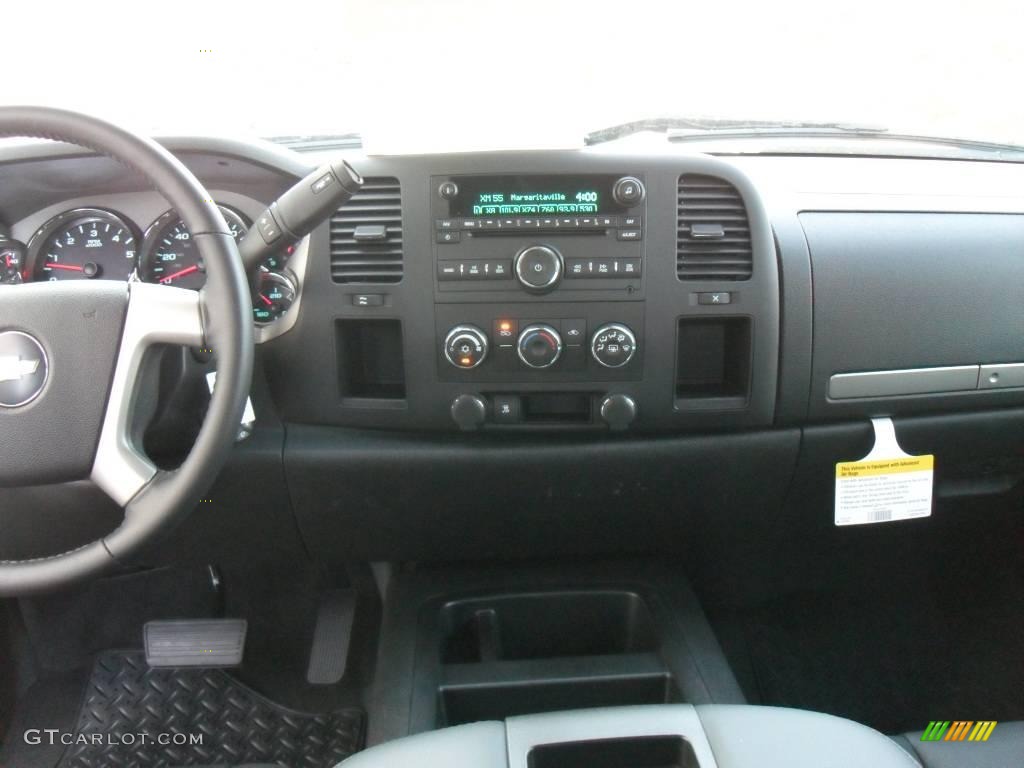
[514,245,562,293]
[591,323,637,368]
[517,323,563,369]
[444,325,489,369]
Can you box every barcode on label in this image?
[871,510,892,522]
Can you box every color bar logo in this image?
[921,721,997,742]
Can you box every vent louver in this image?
[330,177,403,283]
[676,174,752,280]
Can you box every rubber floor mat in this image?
[56,651,364,768]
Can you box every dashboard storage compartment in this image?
[434,591,680,726]
[335,319,406,401]
[675,318,751,404]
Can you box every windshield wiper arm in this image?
[267,133,363,151]
[584,117,886,145]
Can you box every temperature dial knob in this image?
[517,324,563,369]
[591,323,637,368]
[514,245,562,293]
[445,325,489,369]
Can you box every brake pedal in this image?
[144,618,247,667]
[306,589,356,685]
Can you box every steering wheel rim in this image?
[0,106,253,595]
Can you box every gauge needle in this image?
[159,264,199,284]
[45,262,84,272]
[258,293,273,307]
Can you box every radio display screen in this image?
[450,175,625,217]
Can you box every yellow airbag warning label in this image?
[835,419,934,526]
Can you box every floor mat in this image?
[56,651,364,768]
[730,568,1024,735]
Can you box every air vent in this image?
[677,174,752,280]
[330,177,403,283]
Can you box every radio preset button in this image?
[438,259,513,281]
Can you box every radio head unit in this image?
[447,174,633,218]
[433,173,646,298]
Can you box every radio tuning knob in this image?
[612,176,645,206]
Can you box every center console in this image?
[341,705,918,768]
[264,150,780,433]
[431,173,649,430]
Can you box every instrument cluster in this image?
[0,205,297,325]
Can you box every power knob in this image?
[514,245,562,293]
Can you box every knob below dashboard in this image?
[444,325,489,369]
[514,245,562,293]
[591,323,637,368]
[517,323,563,369]
[451,394,487,431]
[600,394,637,431]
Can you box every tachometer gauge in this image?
[141,206,248,290]
[1,241,25,284]
[30,209,138,281]
[252,271,296,324]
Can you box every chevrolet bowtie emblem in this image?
[0,356,40,382]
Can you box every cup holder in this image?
[436,591,678,725]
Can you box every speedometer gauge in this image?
[141,206,247,290]
[30,209,138,281]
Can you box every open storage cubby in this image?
[529,736,699,768]
[434,591,681,726]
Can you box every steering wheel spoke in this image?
[90,282,205,506]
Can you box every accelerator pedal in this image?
[144,618,247,667]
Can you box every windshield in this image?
[5,0,1023,154]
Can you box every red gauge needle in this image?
[46,262,84,272]
[258,293,273,307]
[159,264,199,284]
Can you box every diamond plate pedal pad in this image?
[144,618,247,667]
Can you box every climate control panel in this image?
[435,303,643,384]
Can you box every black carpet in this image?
[48,651,364,768]
[727,557,1024,734]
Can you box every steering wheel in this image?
[0,107,253,595]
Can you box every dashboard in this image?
[1,196,303,337]
[2,138,1024,437]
